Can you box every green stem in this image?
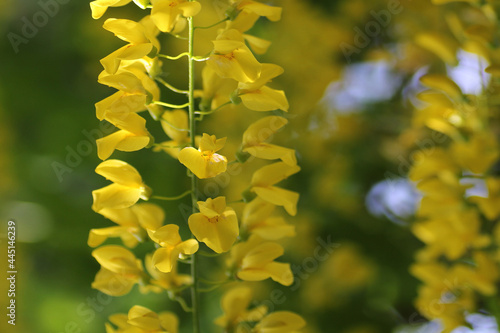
[188,14,201,333]
[194,17,229,30]
[156,77,189,94]
[158,52,189,60]
[152,190,192,201]
[153,101,190,109]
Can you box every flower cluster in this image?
[406,1,500,331]
[89,0,304,331]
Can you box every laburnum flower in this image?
[207,29,262,83]
[91,245,144,296]
[96,91,147,119]
[237,64,289,112]
[105,305,179,333]
[154,109,201,159]
[226,12,271,54]
[97,112,152,160]
[254,311,306,333]
[228,235,293,286]
[150,0,201,33]
[250,162,300,216]
[241,198,295,240]
[198,65,238,111]
[88,203,164,248]
[143,254,192,293]
[178,133,228,179]
[411,261,476,333]
[412,209,490,261]
[241,116,296,165]
[148,224,199,273]
[470,177,500,220]
[215,286,268,331]
[100,16,160,74]
[416,175,468,218]
[188,197,239,253]
[92,159,151,213]
[230,0,282,22]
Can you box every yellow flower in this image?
[97,112,151,160]
[100,16,160,74]
[254,311,306,333]
[207,29,262,83]
[251,162,300,216]
[90,0,132,20]
[144,254,192,293]
[450,132,499,174]
[198,65,237,111]
[231,0,282,22]
[412,209,490,260]
[154,109,201,159]
[229,235,293,286]
[238,64,289,112]
[241,116,296,165]
[241,198,295,240]
[92,159,151,213]
[215,286,267,330]
[188,197,239,253]
[225,13,271,54]
[88,203,164,248]
[106,305,179,333]
[150,0,201,33]
[178,133,228,179]
[95,91,147,120]
[148,224,199,273]
[91,245,144,296]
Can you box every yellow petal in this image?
[177,1,201,17]
[251,162,300,187]
[243,116,288,145]
[265,262,293,286]
[178,147,228,179]
[132,203,165,230]
[150,0,179,32]
[419,74,463,100]
[415,33,459,65]
[152,247,176,273]
[128,305,160,330]
[208,42,262,83]
[90,0,132,20]
[88,226,137,248]
[92,245,141,274]
[239,63,284,91]
[255,311,306,332]
[177,239,199,255]
[92,268,136,296]
[148,224,182,246]
[243,34,271,55]
[227,11,259,32]
[238,1,282,21]
[103,18,149,44]
[159,312,179,333]
[96,159,143,186]
[240,86,289,112]
[92,183,143,211]
[161,109,189,143]
[242,241,284,268]
[244,144,297,166]
[253,186,299,216]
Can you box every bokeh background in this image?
[0,0,496,332]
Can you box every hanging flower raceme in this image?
[241,198,295,240]
[150,0,201,33]
[240,116,296,165]
[148,224,199,273]
[237,64,289,112]
[207,29,262,83]
[250,162,300,216]
[188,196,239,253]
[228,235,294,286]
[178,133,228,179]
[91,245,145,296]
[105,305,179,333]
[215,286,268,331]
[100,16,160,74]
[92,159,151,213]
[88,203,164,248]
